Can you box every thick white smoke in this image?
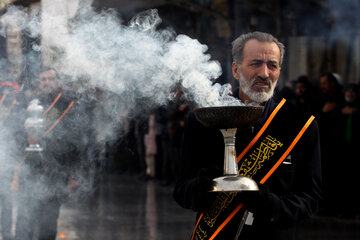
[2,5,243,110]
[0,3,245,207]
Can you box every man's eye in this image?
[267,63,278,69]
[250,62,262,66]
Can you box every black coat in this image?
[173,98,322,240]
[19,91,84,202]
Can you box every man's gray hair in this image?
[232,31,285,66]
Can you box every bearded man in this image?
[173,32,322,240]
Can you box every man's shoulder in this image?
[274,98,314,121]
[267,98,319,135]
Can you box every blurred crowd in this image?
[277,73,360,219]
[102,87,193,187]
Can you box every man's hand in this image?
[238,183,273,214]
[322,102,336,113]
[191,168,219,212]
[27,136,39,144]
[342,106,357,115]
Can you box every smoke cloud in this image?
[0,1,245,211]
[2,5,243,109]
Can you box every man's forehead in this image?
[320,76,329,82]
[40,70,56,76]
[243,39,280,62]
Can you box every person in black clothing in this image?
[291,75,321,116]
[15,67,84,240]
[317,72,344,216]
[319,72,344,116]
[329,83,360,218]
[173,32,322,240]
[161,88,191,185]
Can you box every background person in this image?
[14,67,84,240]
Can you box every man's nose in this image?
[258,64,269,79]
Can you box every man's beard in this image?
[239,72,277,103]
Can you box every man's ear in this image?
[232,62,240,80]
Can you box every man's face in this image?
[295,82,307,97]
[345,88,357,103]
[320,76,333,94]
[232,39,281,103]
[39,70,58,94]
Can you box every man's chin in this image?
[253,86,269,92]
[247,91,272,103]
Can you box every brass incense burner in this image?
[194,105,264,192]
